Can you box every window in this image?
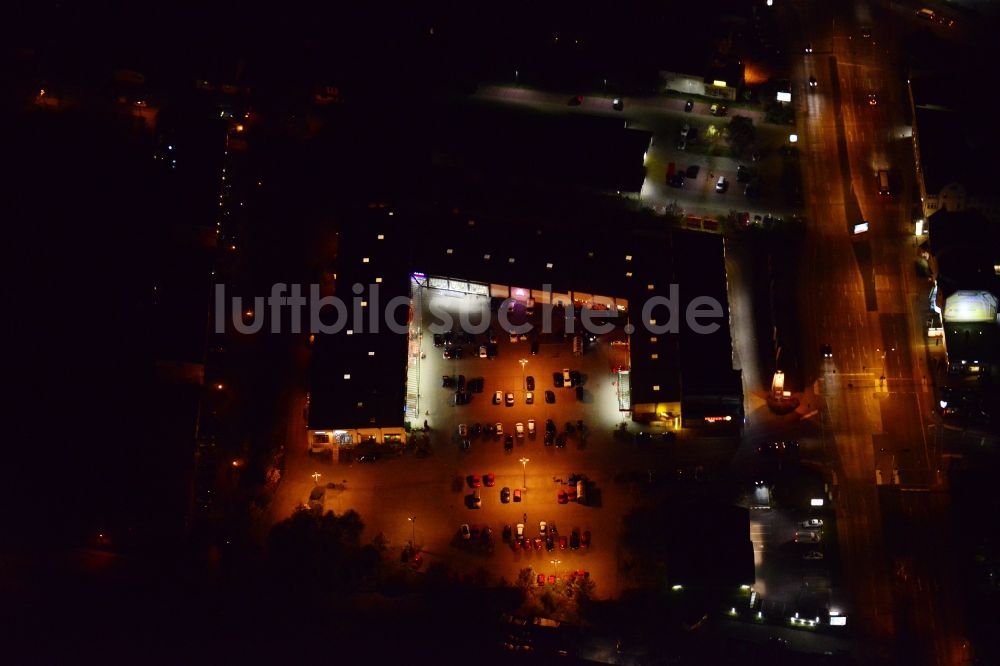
[653,385,660,391]
[484,254,491,260]
[343,374,351,379]
[446,248,453,254]
[651,353,659,359]
[625,272,633,278]
[377,234,385,240]
[368,351,375,356]
[508,257,515,263]
[625,254,633,261]
[375,277,382,283]
[546,263,553,269]
[647,284,655,291]
[650,336,658,343]
[347,330,354,335]
[362,257,370,263]
[649,319,656,326]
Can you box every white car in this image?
[715,176,728,193]
[458,423,467,437]
[525,391,534,404]
[479,345,488,358]
[680,123,690,138]
[795,531,821,544]
[527,419,536,434]
[460,524,471,540]
[516,422,524,437]
[505,392,514,406]
[516,523,524,538]
[803,551,824,560]
[800,519,824,529]
[539,521,547,536]
[495,423,503,435]
[493,391,503,405]
[562,368,571,384]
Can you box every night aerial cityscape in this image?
[7,0,1000,663]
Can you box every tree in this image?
[266,509,375,606]
[725,116,756,156]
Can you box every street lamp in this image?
[408,515,416,544]
[311,472,321,486]
[519,457,530,489]
[519,358,528,390]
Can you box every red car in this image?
[547,575,556,585]
[537,573,545,586]
[512,538,521,551]
[581,530,591,548]
[484,472,495,487]
[557,489,567,504]
[534,537,544,550]
[566,485,577,502]
[513,488,522,502]
[559,535,567,549]
[468,474,481,488]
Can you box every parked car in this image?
[684,99,694,112]
[559,536,567,549]
[525,391,534,405]
[484,472,495,487]
[495,423,503,435]
[581,530,591,548]
[525,376,535,391]
[545,390,555,404]
[505,392,514,406]
[801,519,824,529]
[795,531,822,544]
[514,488,522,502]
[527,419,536,435]
[479,345,488,358]
[544,431,554,446]
[558,489,567,504]
[516,422,524,437]
[803,551,824,560]
[570,530,580,549]
[502,524,512,542]
[539,521,547,536]
[552,372,564,388]
[501,487,510,503]
[562,368,572,385]
[468,474,481,488]
[715,176,728,193]
[493,391,502,405]
[710,103,728,116]
[504,434,514,451]
[460,524,471,540]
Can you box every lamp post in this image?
[519,457,530,489]
[408,515,416,545]
[519,358,528,390]
[311,472,321,486]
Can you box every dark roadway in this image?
[787,0,971,663]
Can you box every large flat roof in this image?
[912,77,999,196]
[308,204,740,428]
[430,102,652,193]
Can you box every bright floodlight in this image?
[789,134,798,143]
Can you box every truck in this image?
[877,169,890,195]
